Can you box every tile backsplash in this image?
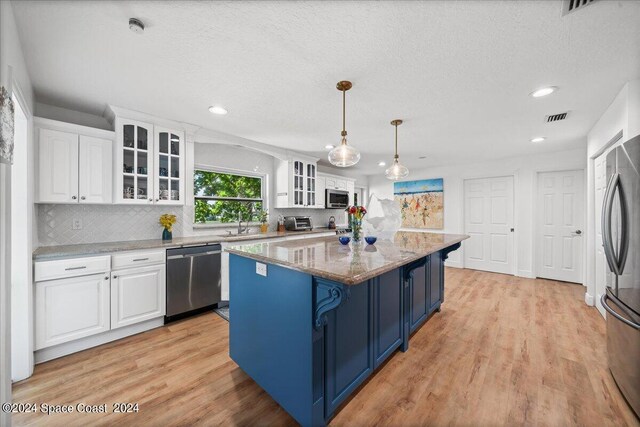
[38,204,186,246]
[37,204,347,246]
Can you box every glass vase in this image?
[351,218,363,242]
[162,228,172,241]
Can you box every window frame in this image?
[192,164,267,228]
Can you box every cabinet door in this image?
[78,135,112,204]
[35,273,110,350]
[409,262,428,333]
[116,119,154,204]
[154,127,185,205]
[316,176,326,208]
[324,281,373,416]
[292,160,305,207]
[37,128,79,203]
[305,163,316,207]
[111,265,165,329]
[347,180,355,205]
[373,269,403,368]
[428,252,443,312]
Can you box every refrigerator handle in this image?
[616,178,629,274]
[601,294,640,330]
[602,173,620,275]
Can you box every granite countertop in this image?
[33,228,337,261]
[225,231,469,285]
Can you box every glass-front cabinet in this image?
[306,163,316,207]
[293,160,305,207]
[154,127,184,205]
[117,119,153,204]
[115,118,184,205]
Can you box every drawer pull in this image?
[64,266,87,271]
[132,258,149,262]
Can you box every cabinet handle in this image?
[113,275,118,279]
[132,258,149,262]
[148,198,152,202]
[104,276,109,280]
[155,198,159,202]
[71,195,77,200]
[80,196,86,200]
[65,266,86,271]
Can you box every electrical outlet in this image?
[72,219,82,230]
[256,262,267,277]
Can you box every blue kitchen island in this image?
[226,231,467,426]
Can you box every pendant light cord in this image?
[394,123,399,159]
[341,89,347,139]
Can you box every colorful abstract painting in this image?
[394,178,444,229]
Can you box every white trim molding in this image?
[584,292,595,306]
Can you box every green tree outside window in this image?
[194,170,264,224]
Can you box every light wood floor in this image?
[13,268,640,426]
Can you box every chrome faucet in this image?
[237,209,252,234]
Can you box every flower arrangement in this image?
[346,205,367,220]
[258,209,269,233]
[159,214,177,241]
[346,205,367,241]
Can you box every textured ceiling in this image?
[11,0,640,173]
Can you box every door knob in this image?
[71,195,77,200]
[80,196,86,200]
[574,230,582,235]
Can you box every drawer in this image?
[112,250,165,270]
[35,255,111,282]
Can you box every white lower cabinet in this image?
[110,264,165,330]
[35,273,111,350]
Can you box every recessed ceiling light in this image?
[208,106,228,115]
[530,86,557,98]
[531,137,546,143]
[378,161,386,167]
[325,144,335,150]
[129,18,145,34]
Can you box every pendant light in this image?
[385,119,409,180]
[328,81,361,167]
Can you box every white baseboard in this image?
[444,260,462,269]
[517,270,535,278]
[584,292,595,306]
[35,317,164,364]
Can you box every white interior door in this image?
[536,170,584,283]
[464,176,515,275]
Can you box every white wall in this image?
[584,80,640,305]
[367,148,587,275]
[0,0,35,419]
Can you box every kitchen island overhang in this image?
[226,232,468,426]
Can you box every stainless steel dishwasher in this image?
[166,244,222,322]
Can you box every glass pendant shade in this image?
[385,158,409,180]
[385,119,409,180]
[329,80,360,167]
[328,139,361,167]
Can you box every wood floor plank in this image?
[11,268,640,426]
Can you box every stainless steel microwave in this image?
[325,189,349,209]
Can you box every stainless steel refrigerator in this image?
[601,133,640,418]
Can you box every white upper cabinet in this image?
[114,116,186,206]
[78,135,113,204]
[37,128,79,203]
[275,157,320,208]
[37,121,113,204]
[153,127,185,205]
[115,118,154,204]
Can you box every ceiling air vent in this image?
[545,112,569,123]
[562,0,598,16]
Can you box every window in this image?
[194,168,264,224]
